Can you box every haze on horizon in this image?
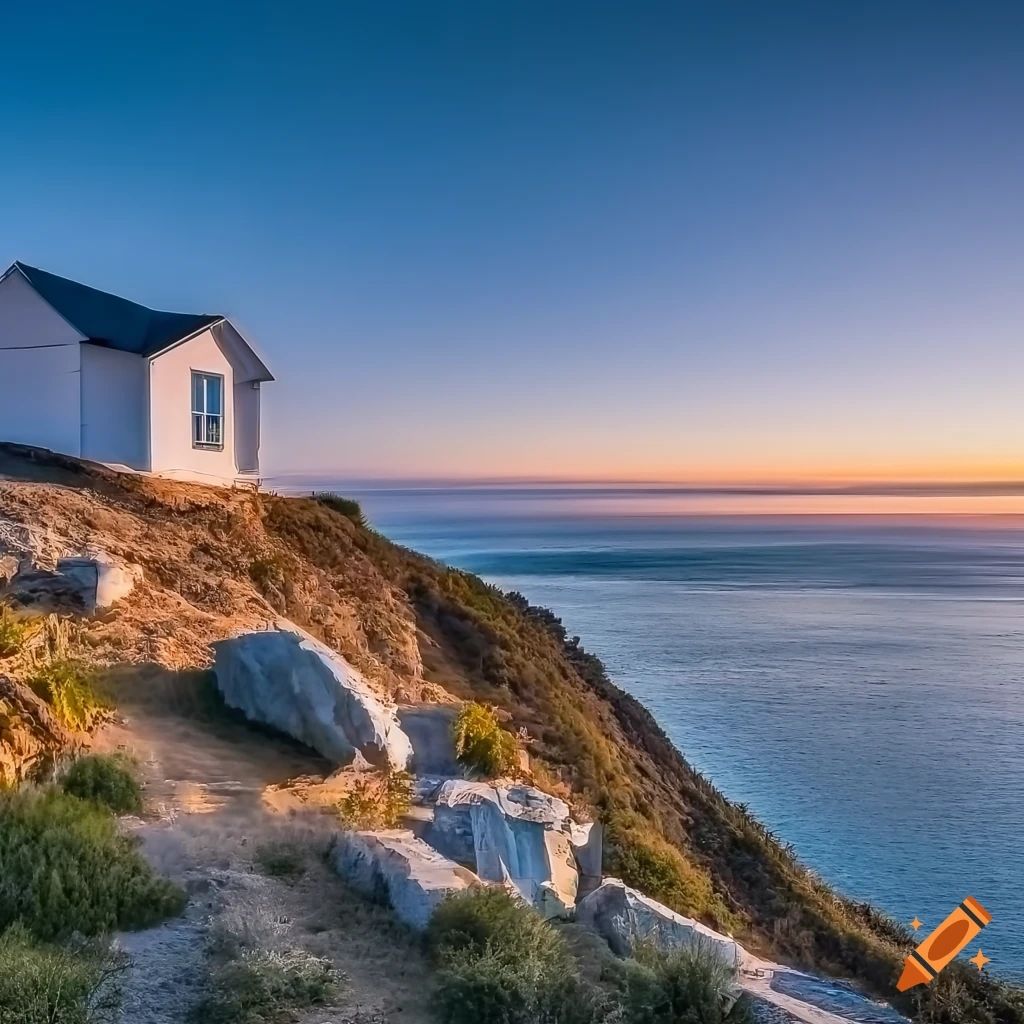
[2,1,1022,491]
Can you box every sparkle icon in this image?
[970,950,990,972]
[910,917,923,931]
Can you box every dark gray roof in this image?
[13,261,223,357]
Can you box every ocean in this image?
[296,484,1024,979]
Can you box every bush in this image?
[61,754,143,815]
[610,941,748,1024]
[428,889,603,1024]
[335,769,412,830]
[0,924,129,1024]
[313,493,367,529]
[253,840,307,880]
[0,606,28,659]
[432,945,603,1024]
[194,948,339,1024]
[248,555,287,595]
[27,660,110,731]
[452,703,519,779]
[427,887,563,962]
[0,787,185,941]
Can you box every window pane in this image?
[206,376,222,415]
[193,413,204,444]
[206,415,221,445]
[192,373,204,414]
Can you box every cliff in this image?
[0,442,1019,1024]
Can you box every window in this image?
[192,371,224,449]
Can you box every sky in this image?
[2,1,1023,485]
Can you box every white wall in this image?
[0,270,83,455]
[149,328,246,484]
[80,344,149,469]
[233,381,261,474]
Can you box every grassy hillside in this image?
[0,444,1020,1024]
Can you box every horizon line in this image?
[265,473,1024,498]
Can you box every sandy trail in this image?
[95,666,436,1024]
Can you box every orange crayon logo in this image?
[897,897,992,991]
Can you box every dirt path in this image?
[95,667,436,1024]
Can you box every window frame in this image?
[191,370,226,451]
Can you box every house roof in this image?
[7,261,263,366]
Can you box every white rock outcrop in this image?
[431,780,579,916]
[212,623,413,770]
[575,878,744,966]
[0,537,141,614]
[57,550,142,610]
[329,829,478,930]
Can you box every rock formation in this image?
[576,877,744,965]
[1,548,141,614]
[431,780,580,915]
[328,829,478,930]
[212,622,413,770]
[0,673,74,785]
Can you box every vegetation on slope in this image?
[0,924,128,1024]
[0,786,185,940]
[27,659,110,731]
[61,753,143,815]
[334,768,412,830]
[427,888,751,1024]
[452,701,520,778]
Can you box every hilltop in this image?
[0,442,1020,1024]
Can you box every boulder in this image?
[431,780,579,916]
[329,829,478,930]
[2,549,141,613]
[396,704,460,775]
[575,878,743,966]
[57,551,142,610]
[212,623,413,770]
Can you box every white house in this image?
[0,261,273,487]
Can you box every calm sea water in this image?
[303,485,1024,978]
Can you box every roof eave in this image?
[146,317,275,383]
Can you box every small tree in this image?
[452,703,519,779]
[335,769,412,830]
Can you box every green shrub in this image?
[428,889,603,1024]
[0,606,29,659]
[313,493,368,529]
[26,660,110,731]
[452,703,519,779]
[0,924,128,1024]
[335,769,412,830]
[610,941,748,1024]
[432,944,603,1024]
[61,754,143,815]
[248,555,287,594]
[194,948,340,1024]
[253,840,307,880]
[0,787,186,941]
[427,887,561,962]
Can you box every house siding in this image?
[80,344,149,469]
[233,380,261,474]
[148,328,245,484]
[0,270,83,456]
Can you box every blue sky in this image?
[3,1,1023,481]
